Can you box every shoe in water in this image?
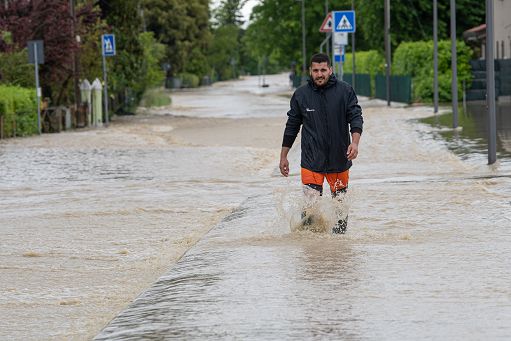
[332,217,348,234]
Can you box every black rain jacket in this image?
[283,75,363,173]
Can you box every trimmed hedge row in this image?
[392,40,472,103]
[0,85,38,137]
[343,40,473,103]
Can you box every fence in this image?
[375,74,412,104]
[343,73,372,97]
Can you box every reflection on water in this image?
[420,101,511,167]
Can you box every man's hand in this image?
[280,157,289,176]
[280,147,290,176]
[347,132,361,161]
[346,142,359,160]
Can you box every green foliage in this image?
[356,0,485,52]
[343,50,385,76]
[393,40,473,102]
[0,85,37,137]
[209,25,240,80]
[178,73,200,88]
[213,0,247,27]
[140,87,172,107]
[139,31,166,88]
[0,49,34,87]
[77,3,108,86]
[143,0,211,78]
[105,0,146,114]
[343,50,385,95]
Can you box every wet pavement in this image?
[93,77,511,339]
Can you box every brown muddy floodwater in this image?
[1,74,511,340]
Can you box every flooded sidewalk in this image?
[94,78,511,339]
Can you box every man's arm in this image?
[280,93,302,177]
[280,147,290,176]
[347,132,361,161]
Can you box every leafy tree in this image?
[100,0,146,114]
[242,0,485,71]
[213,0,247,27]
[143,0,211,78]
[0,0,100,105]
[357,0,485,52]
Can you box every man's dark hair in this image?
[310,53,331,67]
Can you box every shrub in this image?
[343,50,385,95]
[0,85,37,137]
[140,87,172,107]
[179,73,200,88]
[0,49,35,87]
[343,50,385,76]
[393,40,472,102]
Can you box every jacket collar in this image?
[308,74,337,91]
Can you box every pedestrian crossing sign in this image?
[102,34,116,57]
[333,11,356,33]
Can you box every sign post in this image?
[28,40,44,135]
[101,34,115,126]
[333,11,356,80]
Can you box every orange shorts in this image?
[301,168,349,193]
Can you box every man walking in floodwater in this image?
[279,53,363,234]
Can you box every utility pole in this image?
[433,0,439,113]
[351,0,356,89]
[450,0,458,128]
[486,0,496,164]
[70,0,81,108]
[384,0,391,106]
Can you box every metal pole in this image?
[384,0,391,106]
[450,0,458,128]
[301,0,307,84]
[325,0,329,54]
[486,0,496,164]
[433,0,439,113]
[320,33,331,53]
[101,38,109,127]
[34,44,41,135]
[351,0,356,89]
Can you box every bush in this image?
[178,73,200,88]
[140,87,172,107]
[0,49,35,88]
[393,40,472,102]
[343,50,385,76]
[0,85,37,137]
[343,50,385,95]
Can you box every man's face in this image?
[310,62,332,87]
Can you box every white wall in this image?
[494,0,511,58]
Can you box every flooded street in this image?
[2,74,511,340]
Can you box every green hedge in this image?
[0,85,38,137]
[393,40,472,102]
[178,73,200,88]
[343,50,385,95]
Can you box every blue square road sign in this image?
[333,11,356,33]
[102,34,116,57]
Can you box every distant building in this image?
[463,0,511,59]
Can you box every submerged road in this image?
[95,75,511,340]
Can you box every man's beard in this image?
[313,75,330,87]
